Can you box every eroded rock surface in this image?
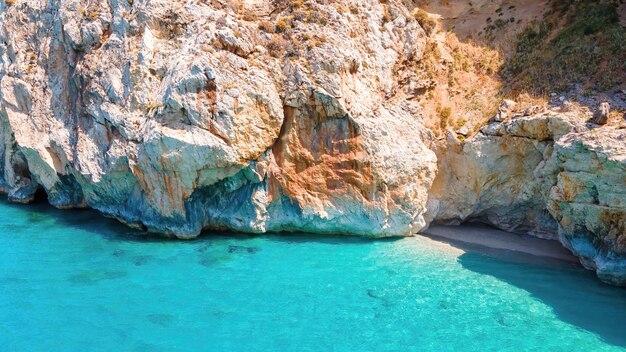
[549,129,626,285]
[428,112,626,285]
[0,0,436,237]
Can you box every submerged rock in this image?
[227,245,259,254]
[146,313,176,327]
[68,270,128,285]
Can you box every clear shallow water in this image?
[1,201,626,352]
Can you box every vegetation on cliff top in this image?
[503,0,625,94]
[416,0,625,136]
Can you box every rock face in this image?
[428,113,582,238]
[428,113,626,285]
[548,130,626,285]
[1,1,626,285]
[0,0,436,238]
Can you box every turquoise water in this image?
[1,201,625,351]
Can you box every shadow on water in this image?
[0,198,395,246]
[435,236,626,348]
[2,198,397,281]
[0,198,160,242]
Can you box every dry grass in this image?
[275,17,293,33]
[419,32,504,137]
[258,21,275,33]
[411,8,437,34]
[502,0,625,95]
[267,35,289,58]
[290,0,304,7]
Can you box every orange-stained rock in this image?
[0,0,436,237]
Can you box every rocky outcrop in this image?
[491,99,516,122]
[548,129,626,285]
[428,111,626,285]
[1,1,626,285]
[0,0,436,238]
[427,112,581,238]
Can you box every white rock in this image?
[0,0,437,238]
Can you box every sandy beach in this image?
[422,224,579,263]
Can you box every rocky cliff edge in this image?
[1,0,625,285]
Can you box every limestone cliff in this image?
[1,0,625,286]
[0,0,436,237]
[428,113,626,285]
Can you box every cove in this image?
[1,200,625,351]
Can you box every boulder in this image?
[548,129,626,285]
[592,102,610,125]
[492,99,516,122]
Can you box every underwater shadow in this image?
[0,199,398,246]
[0,198,163,242]
[445,238,626,347]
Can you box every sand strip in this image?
[422,224,579,263]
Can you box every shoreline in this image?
[0,197,580,264]
[421,223,579,263]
